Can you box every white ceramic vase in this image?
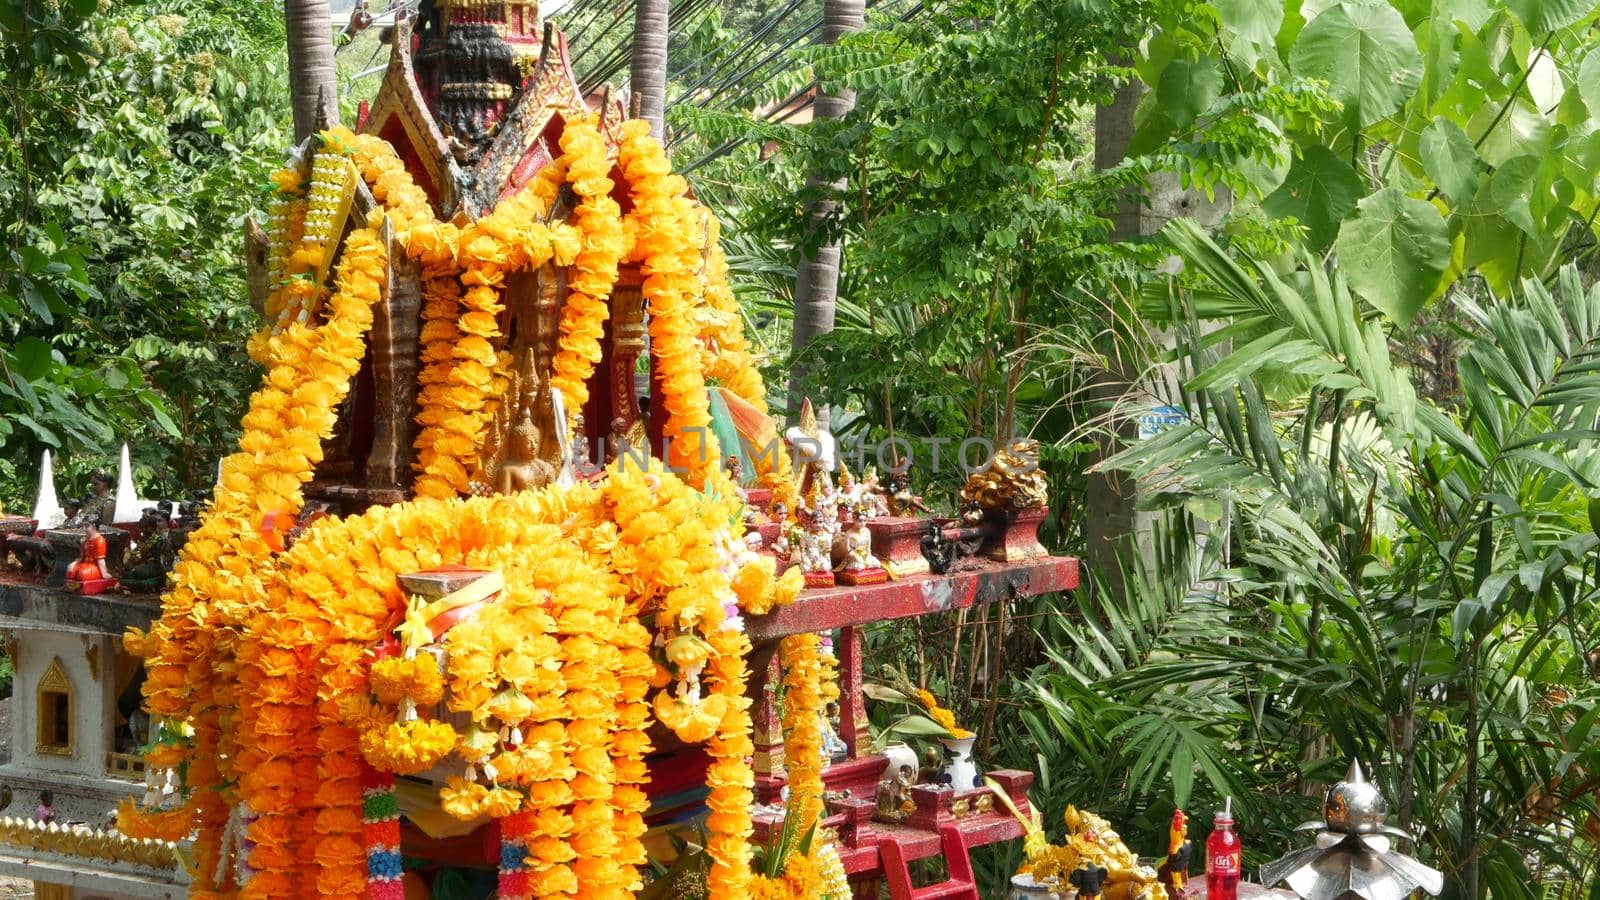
[1009,873,1069,899]
[881,740,919,784]
[939,734,979,790]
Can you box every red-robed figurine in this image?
[66,524,118,595]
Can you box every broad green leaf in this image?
[1335,187,1451,323]
[863,684,913,704]
[10,338,54,381]
[1470,98,1550,168]
[1505,0,1599,35]
[1156,57,1225,128]
[1490,155,1542,236]
[1278,0,1342,51]
[883,714,960,739]
[1463,181,1525,294]
[1289,2,1423,128]
[1171,742,1195,809]
[1217,0,1286,71]
[136,391,181,438]
[1578,48,1600,119]
[1419,118,1481,204]
[1263,145,1364,247]
[1529,51,1565,113]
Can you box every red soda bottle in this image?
[1205,798,1241,900]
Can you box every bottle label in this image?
[1211,852,1240,873]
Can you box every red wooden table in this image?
[744,555,1080,896]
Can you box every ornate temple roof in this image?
[357,0,616,219]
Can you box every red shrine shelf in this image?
[745,555,1079,641]
[743,554,1079,896]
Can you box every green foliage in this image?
[1137,0,1600,306]
[1075,220,1600,896]
[0,0,289,510]
[1335,186,1451,322]
[679,0,1308,495]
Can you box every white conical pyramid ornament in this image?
[31,449,64,528]
[113,443,146,524]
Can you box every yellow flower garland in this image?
[240,461,779,898]
[411,178,582,497]
[549,115,626,432]
[620,121,720,484]
[129,112,814,899]
[125,179,389,894]
[779,633,825,835]
[699,215,766,411]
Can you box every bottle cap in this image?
[1214,796,1234,824]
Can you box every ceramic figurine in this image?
[836,507,887,585]
[820,702,848,762]
[1070,861,1109,900]
[875,764,916,823]
[66,523,118,595]
[570,413,601,477]
[1261,760,1444,900]
[921,519,956,575]
[813,471,840,527]
[786,398,836,498]
[769,503,792,559]
[837,464,864,515]
[793,504,835,588]
[960,496,985,527]
[121,507,178,593]
[858,467,890,518]
[61,496,87,528]
[1155,809,1192,899]
[86,470,116,525]
[606,416,632,464]
[886,471,926,518]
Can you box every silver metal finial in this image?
[1263,759,1443,900]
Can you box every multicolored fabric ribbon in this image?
[362,763,403,899]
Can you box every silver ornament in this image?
[1260,760,1444,900]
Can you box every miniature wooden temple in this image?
[1,0,1082,897]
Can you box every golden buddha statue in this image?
[493,406,558,494]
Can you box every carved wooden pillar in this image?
[837,625,870,759]
[749,642,784,779]
[365,220,424,494]
[609,269,646,424]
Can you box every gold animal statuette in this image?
[961,438,1048,510]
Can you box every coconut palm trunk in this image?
[285,0,340,142]
[787,0,865,427]
[630,0,670,140]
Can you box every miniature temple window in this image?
[36,657,73,757]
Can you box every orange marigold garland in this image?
[123,179,389,892]
[412,185,582,497]
[780,632,826,836]
[550,115,626,428]
[698,214,766,412]
[619,120,720,484]
[127,111,823,899]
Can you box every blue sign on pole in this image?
[1138,404,1187,440]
